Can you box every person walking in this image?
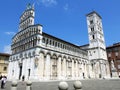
[1,76,7,89]
[22,75,25,85]
[22,75,25,81]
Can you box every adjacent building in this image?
[106,43,120,77]
[0,53,10,76]
[8,4,110,81]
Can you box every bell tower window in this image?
[90,20,93,24]
[91,27,94,31]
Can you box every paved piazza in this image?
[1,79,120,90]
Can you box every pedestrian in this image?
[1,76,7,89]
[22,75,25,85]
[22,75,25,81]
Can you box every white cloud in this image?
[64,4,69,11]
[5,32,15,35]
[41,0,57,7]
[4,45,12,54]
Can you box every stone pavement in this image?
[1,79,120,90]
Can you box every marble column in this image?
[63,58,66,79]
[74,61,76,77]
[72,59,74,79]
[86,62,90,78]
[78,62,80,77]
[22,58,26,78]
[50,57,52,80]
[15,61,20,80]
[25,58,29,80]
[57,56,62,80]
[81,62,84,79]
[76,60,78,78]
[84,62,87,78]
[38,53,44,80]
[66,60,68,78]
[45,54,51,80]
[30,57,34,79]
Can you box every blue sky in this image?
[0,0,120,54]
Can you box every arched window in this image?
[49,40,51,45]
[55,42,57,47]
[58,43,59,47]
[46,39,48,44]
[53,41,54,46]
[42,38,45,43]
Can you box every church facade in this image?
[8,4,110,81]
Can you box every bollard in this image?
[58,81,69,90]
[26,80,32,90]
[73,81,82,90]
[11,81,17,90]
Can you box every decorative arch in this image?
[68,56,72,61]
[32,51,35,56]
[28,52,31,57]
[52,53,57,59]
[46,52,51,56]
[24,53,27,58]
[63,55,67,59]
[58,54,62,58]
[19,53,23,58]
[39,50,45,54]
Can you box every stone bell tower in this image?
[86,11,110,78]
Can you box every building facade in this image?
[106,43,120,77]
[8,4,110,81]
[0,53,10,76]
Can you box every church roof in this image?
[42,32,87,52]
[43,32,79,47]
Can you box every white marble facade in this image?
[8,48,89,81]
[7,4,110,81]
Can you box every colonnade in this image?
[33,52,89,80]
[8,50,110,80]
[8,49,89,81]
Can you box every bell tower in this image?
[86,11,110,78]
[87,11,106,52]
